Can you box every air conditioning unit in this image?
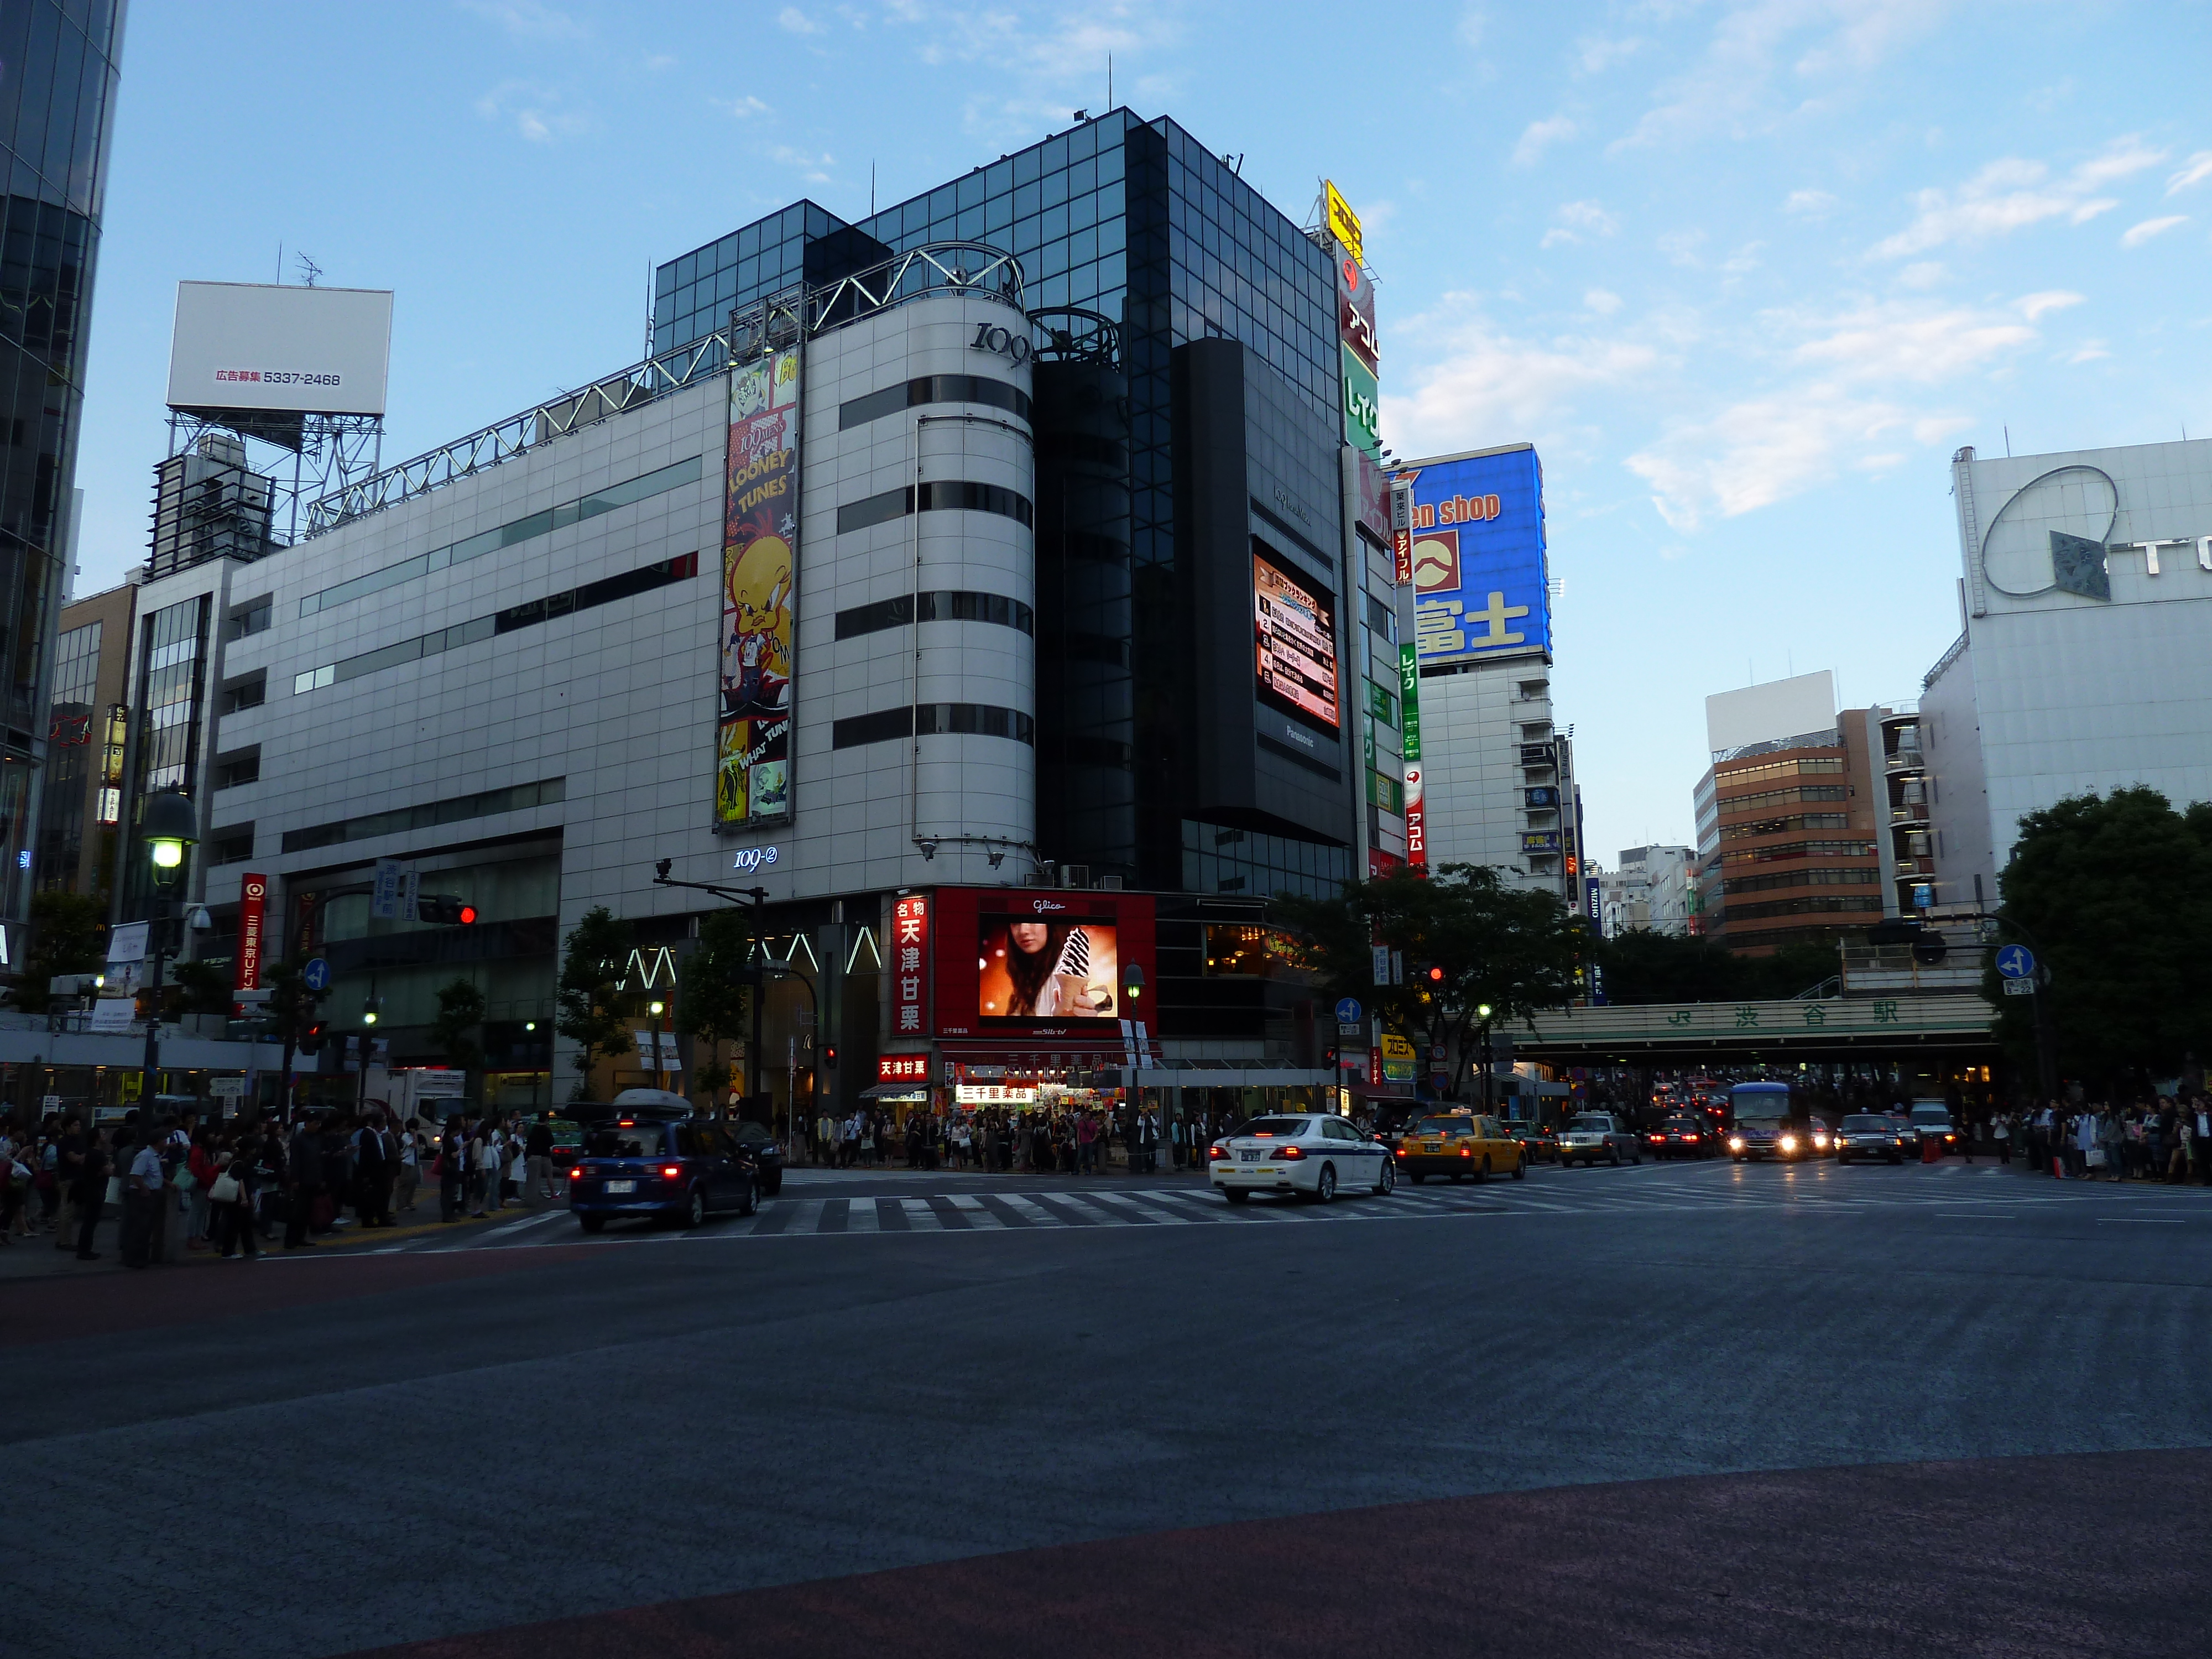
[1019,870,1053,887]
[1061,864,1091,889]
[1099,874,1124,890]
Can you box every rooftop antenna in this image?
[1108,53,1113,111]
[2004,424,2011,457]
[275,241,283,284]
[870,160,876,217]
[295,252,322,288]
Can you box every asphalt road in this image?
[11,1156,2211,1658]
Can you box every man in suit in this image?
[284,1113,325,1249]
[354,1111,395,1228]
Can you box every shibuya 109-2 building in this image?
[116,112,1418,1121]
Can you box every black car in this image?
[568,1109,760,1232]
[1651,1117,1713,1160]
[1834,1113,1909,1165]
[731,1118,785,1194]
[1726,1120,1814,1162]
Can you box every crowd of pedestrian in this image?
[794,1100,1264,1177]
[0,1100,566,1265]
[2015,1095,2212,1183]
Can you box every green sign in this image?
[1341,343,1381,459]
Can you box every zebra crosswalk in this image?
[420,1162,2151,1254]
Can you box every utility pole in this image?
[651,860,767,1118]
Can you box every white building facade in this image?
[1921,437,2212,910]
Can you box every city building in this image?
[1600,844,1694,937]
[107,113,1394,1122]
[33,575,135,898]
[1918,436,2212,910]
[1390,444,1574,904]
[0,0,127,963]
[1693,672,1894,955]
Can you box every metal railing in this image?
[306,241,1029,535]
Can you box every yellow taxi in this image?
[1395,1112,1525,1182]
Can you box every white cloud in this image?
[1584,289,1623,316]
[1897,260,1946,289]
[1614,0,1947,153]
[2169,151,2212,195]
[2121,215,2188,248]
[1657,229,1707,267]
[458,0,586,40]
[1575,34,1641,75]
[2015,290,2083,321]
[1784,188,1838,217]
[1512,115,1578,166]
[1380,294,1658,458]
[769,144,836,184]
[777,6,820,32]
[715,95,771,119]
[1787,299,2037,384]
[1627,392,1950,530]
[882,1,1180,137]
[1871,141,2164,257]
[1557,200,1618,234]
[473,81,590,142]
[2067,341,2110,364]
[1458,6,1488,49]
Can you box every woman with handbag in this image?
[211,1136,259,1259]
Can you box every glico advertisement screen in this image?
[1253,551,1339,731]
[1399,446,1550,667]
[930,889,1157,1040]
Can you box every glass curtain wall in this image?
[123,594,208,914]
[653,113,1343,891]
[34,614,97,890]
[0,1,126,925]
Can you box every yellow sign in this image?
[1324,180,1363,263]
[1380,1033,1416,1062]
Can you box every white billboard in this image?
[1704,670,1836,758]
[166,281,392,416]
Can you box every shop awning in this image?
[860,1084,928,1100]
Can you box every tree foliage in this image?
[1595,930,1839,1004]
[17,889,106,1011]
[675,907,753,1052]
[1273,863,1585,1098]
[430,977,488,1079]
[1994,786,2212,1091]
[556,906,634,1100]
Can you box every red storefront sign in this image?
[878,1053,930,1083]
[234,873,267,995]
[891,895,930,1037]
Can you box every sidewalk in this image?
[0,1193,559,1282]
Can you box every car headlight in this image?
[1778,1136,1798,1152]
[1727,1136,1745,1150]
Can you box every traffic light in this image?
[823,1045,838,1068]
[417,895,478,925]
[301,1016,326,1054]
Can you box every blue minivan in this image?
[568,1095,760,1232]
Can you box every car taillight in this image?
[1277,1145,1305,1160]
[661,1165,684,1181]
[568,1166,582,1181]
[1460,1146,1472,1157]
[1208,1145,1229,1161]
[1395,1147,1407,1157]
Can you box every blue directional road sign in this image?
[1334,997,1363,1024]
[1995,945,2035,980]
[302,957,332,993]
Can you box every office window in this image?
[220,672,266,715]
[214,748,260,790]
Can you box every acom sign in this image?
[1971,456,2212,608]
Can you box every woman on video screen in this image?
[1004,921,1109,1017]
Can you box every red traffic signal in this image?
[417,895,478,925]
[1427,965,1446,983]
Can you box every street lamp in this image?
[138,788,199,1113]
[1476,1003,1495,1115]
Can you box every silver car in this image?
[1558,1112,1642,1168]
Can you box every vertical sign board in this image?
[1404,447,1551,668]
[891,894,930,1040]
[1400,641,1426,870]
[370,857,402,921]
[716,347,800,828]
[1389,477,1415,586]
[233,873,267,995]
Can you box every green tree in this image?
[258,959,327,1114]
[556,906,634,1100]
[17,889,106,1012]
[430,977,489,1097]
[1595,928,1747,1004]
[166,957,233,1019]
[674,906,754,1100]
[1993,786,2212,1093]
[1274,863,1584,1099]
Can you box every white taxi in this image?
[1207,1114,1396,1204]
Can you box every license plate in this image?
[604,1179,635,1193]
[1238,1150,1261,1162]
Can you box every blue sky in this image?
[73,1,2212,866]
